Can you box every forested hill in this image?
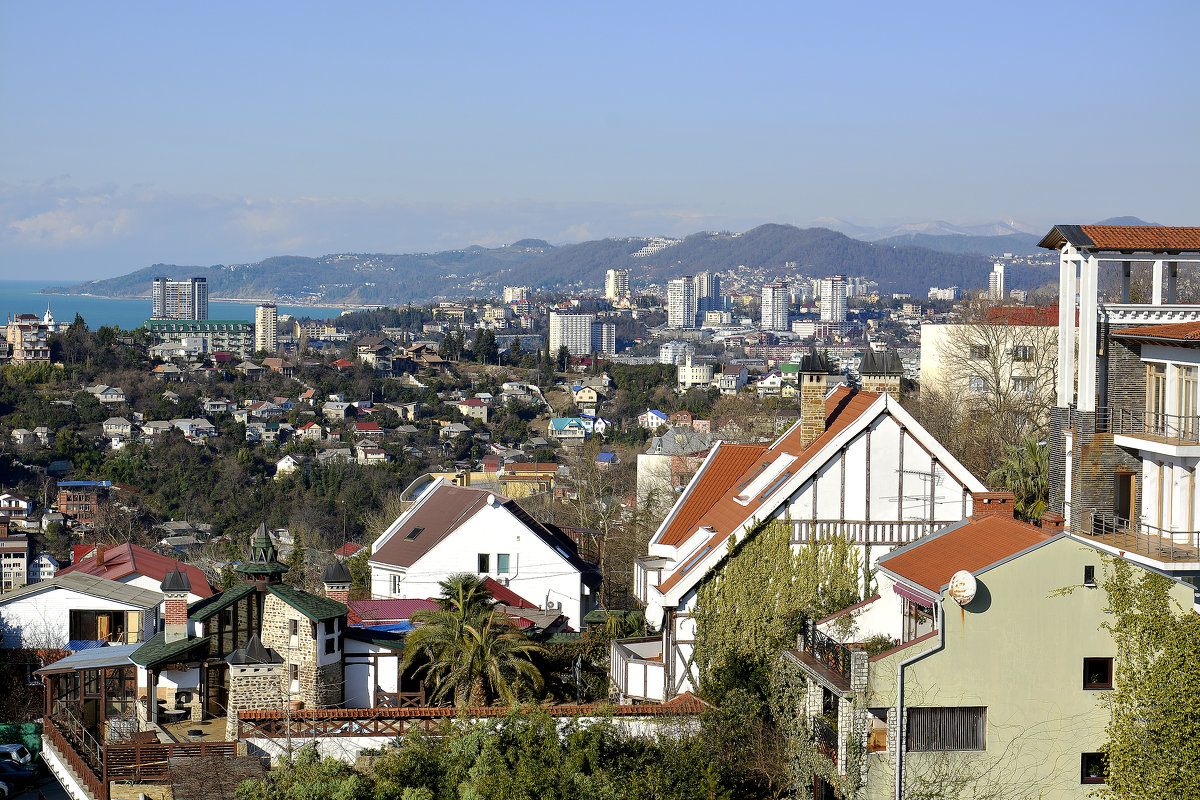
[45,224,1000,303]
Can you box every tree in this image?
[402,574,547,707]
[556,345,570,372]
[986,434,1048,522]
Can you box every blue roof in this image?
[67,640,110,652]
[646,410,667,419]
[364,622,413,633]
[595,452,616,463]
[57,481,113,488]
[550,417,584,430]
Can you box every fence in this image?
[104,741,237,782]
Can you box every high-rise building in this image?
[693,272,722,323]
[549,311,596,357]
[255,304,278,353]
[504,286,531,304]
[604,269,631,301]
[761,282,790,331]
[667,277,697,329]
[988,261,1006,302]
[817,276,847,323]
[152,277,209,320]
[591,322,616,355]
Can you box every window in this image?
[1081,752,1107,784]
[1010,376,1034,394]
[969,345,989,360]
[1083,658,1113,689]
[497,554,510,574]
[1013,345,1034,362]
[478,553,490,573]
[390,574,403,595]
[906,707,986,751]
[288,619,299,648]
[969,376,987,394]
[1147,363,1167,431]
[404,526,424,541]
[324,636,336,655]
[289,664,300,695]
[1083,565,1096,587]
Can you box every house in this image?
[1042,224,1200,596]
[151,363,184,382]
[141,420,174,437]
[355,445,388,466]
[261,357,295,377]
[0,527,30,591]
[571,385,600,406]
[369,479,600,626]
[756,371,783,397]
[455,398,489,422]
[332,358,355,373]
[275,454,304,477]
[387,401,422,421]
[316,447,354,465]
[10,429,34,447]
[33,426,52,446]
[346,597,437,627]
[56,481,113,530]
[549,417,588,444]
[439,422,472,439]
[352,421,385,438]
[299,388,318,404]
[245,401,284,419]
[715,364,748,395]
[297,421,324,441]
[162,390,181,404]
[58,542,213,601]
[272,396,297,412]
[103,417,134,439]
[322,401,354,421]
[615,353,986,702]
[334,542,364,561]
[635,426,715,511]
[27,552,59,583]
[595,452,619,469]
[86,384,126,404]
[0,572,162,648]
[202,397,235,414]
[172,418,217,439]
[638,409,669,430]
[356,336,396,373]
[498,462,561,497]
[783,496,1194,797]
[0,492,33,521]
[579,413,610,436]
[676,356,713,390]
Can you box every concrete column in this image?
[1078,257,1099,413]
[1152,259,1164,305]
[1121,261,1131,303]
[1057,253,1078,407]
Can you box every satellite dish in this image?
[948,570,977,606]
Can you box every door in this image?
[204,663,228,718]
[1115,473,1134,528]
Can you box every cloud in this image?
[6,193,133,247]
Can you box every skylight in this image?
[404,526,424,541]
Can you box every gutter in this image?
[895,598,945,800]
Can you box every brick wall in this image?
[860,375,899,396]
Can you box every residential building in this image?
[676,355,714,390]
[635,425,715,514]
[714,364,748,395]
[261,357,295,377]
[151,276,209,320]
[498,462,562,498]
[694,272,722,320]
[0,572,161,648]
[549,417,588,444]
[0,492,33,522]
[659,341,695,366]
[571,385,600,406]
[0,527,30,592]
[637,409,669,430]
[57,542,213,601]
[4,310,54,362]
[86,384,126,404]
[591,321,616,356]
[818,275,848,323]
[604,269,631,301]
[103,417,134,439]
[368,480,600,627]
[504,286,531,303]
[145,319,253,358]
[10,429,34,447]
[1042,224,1200,594]
[549,312,595,357]
[56,481,113,530]
[615,354,986,702]
[667,277,697,329]
[255,303,278,352]
[784,497,1193,797]
[28,552,59,583]
[988,260,1006,302]
[928,286,960,301]
[357,335,395,372]
[762,282,790,331]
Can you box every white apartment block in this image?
[761,282,790,331]
[152,277,209,320]
[504,286,531,303]
[550,312,595,357]
[591,322,616,356]
[255,304,278,353]
[818,275,847,323]
[667,277,697,329]
[989,261,1006,301]
[604,269,630,301]
[659,341,696,366]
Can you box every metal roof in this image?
[35,643,141,674]
[0,572,161,608]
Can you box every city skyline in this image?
[2,1,1198,282]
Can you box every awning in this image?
[893,582,938,607]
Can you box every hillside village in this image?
[0,224,1198,800]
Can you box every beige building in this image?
[255,304,278,353]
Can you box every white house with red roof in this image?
[58,543,213,602]
[368,479,600,627]
[615,352,986,703]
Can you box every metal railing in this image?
[1109,408,1200,445]
[812,716,838,761]
[47,715,106,800]
[802,620,852,683]
[1089,511,1200,562]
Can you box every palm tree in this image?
[403,574,547,707]
[987,434,1048,522]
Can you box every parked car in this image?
[0,761,36,787]
[0,779,11,798]
[0,746,32,766]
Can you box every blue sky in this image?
[2,1,1198,280]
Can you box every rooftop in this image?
[58,543,213,597]
[1038,224,1200,254]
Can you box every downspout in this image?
[895,598,945,800]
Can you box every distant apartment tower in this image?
[591,321,616,356]
[604,269,631,301]
[152,277,209,320]
[817,276,847,323]
[504,286,531,304]
[693,272,722,321]
[549,311,595,357]
[659,340,695,366]
[988,261,1006,302]
[928,286,961,301]
[255,304,278,353]
[667,277,697,329]
[761,282,790,331]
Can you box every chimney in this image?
[160,566,192,644]
[858,348,903,397]
[799,346,829,447]
[321,562,352,606]
[1040,511,1065,531]
[971,492,1016,519]
[94,543,106,565]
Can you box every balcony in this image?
[611,637,667,702]
[791,620,853,693]
[1107,408,1200,453]
[1089,512,1200,564]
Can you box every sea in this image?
[0,279,348,329]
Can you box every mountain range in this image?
[45,218,1153,306]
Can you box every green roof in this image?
[545,632,584,644]
[130,631,212,669]
[268,585,347,621]
[188,583,256,622]
[234,561,289,576]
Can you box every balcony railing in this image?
[47,715,106,800]
[802,620,852,684]
[1090,512,1200,562]
[1109,408,1200,445]
[812,716,838,761]
[791,519,944,547]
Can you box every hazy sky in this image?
[3,1,1198,280]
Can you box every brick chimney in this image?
[858,348,903,397]
[1040,511,1065,531]
[321,562,352,606]
[94,543,106,565]
[799,346,829,447]
[160,566,192,644]
[971,492,1016,519]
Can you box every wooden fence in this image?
[104,741,238,782]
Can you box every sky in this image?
[2,1,1198,281]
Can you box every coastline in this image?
[38,288,363,309]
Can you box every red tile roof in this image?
[658,443,769,547]
[504,462,558,474]
[353,422,382,431]
[347,598,438,626]
[482,576,538,609]
[1081,225,1200,251]
[984,304,1061,326]
[877,515,1051,595]
[333,542,363,558]
[1112,320,1200,342]
[58,543,214,597]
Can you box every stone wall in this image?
[259,593,343,710]
[225,666,284,741]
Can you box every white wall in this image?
[0,587,155,648]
